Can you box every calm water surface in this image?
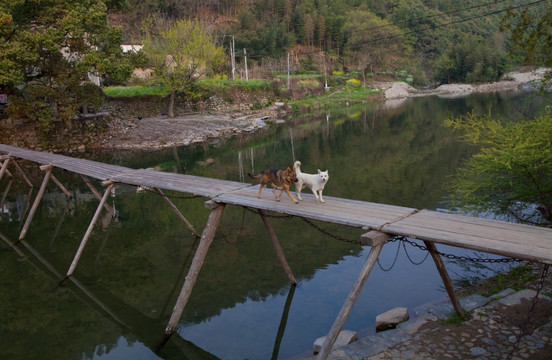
[0,91,549,360]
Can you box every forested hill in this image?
[110,0,545,85]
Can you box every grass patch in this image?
[443,310,470,324]
[103,85,168,97]
[290,87,381,113]
[459,264,539,298]
[103,79,271,98]
[198,78,271,92]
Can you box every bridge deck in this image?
[1,144,551,264]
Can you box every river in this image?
[0,90,549,360]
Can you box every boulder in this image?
[313,330,358,354]
[375,307,409,332]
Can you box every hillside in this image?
[109,0,547,86]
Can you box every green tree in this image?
[445,112,552,226]
[0,0,137,131]
[142,18,225,118]
[501,0,552,79]
[343,7,410,75]
[435,35,507,84]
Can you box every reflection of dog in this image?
[248,167,299,203]
[294,161,329,203]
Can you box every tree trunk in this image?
[169,91,175,118]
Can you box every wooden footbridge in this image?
[1,143,552,359]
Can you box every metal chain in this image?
[402,241,431,265]
[396,236,523,264]
[243,206,294,219]
[507,263,550,359]
[243,207,523,264]
[376,241,401,271]
[299,217,362,244]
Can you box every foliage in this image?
[104,0,551,85]
[445,111,552,226]
[435,34,508,84]
[141,17,225,117]
[343,6,411,74]
[0,0,138,129]
[501,0,552,80]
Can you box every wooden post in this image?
[1,178,12,205]
[66,182,114,278]
[0,157,9,183]
[424,240,464,316]
[165,201,225,334]
[50,173,72,198]
[317,232,388,360]
[80,174,117,217]
[11,159,33,187]
[154,187,200,238]
[258,209,297,285]
[19,165,53,240]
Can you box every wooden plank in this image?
[214,186,416,229]
[3,144,552,264]
[111,169,250,197]
[384,210,552,264]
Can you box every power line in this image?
[231,0,545,58]
[352,0,507,35]
[346,0,546,48]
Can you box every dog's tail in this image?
[248,172,261,180]
[293,160,302,174]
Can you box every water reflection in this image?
[0,91,549,360]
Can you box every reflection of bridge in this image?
[2,143,552,359]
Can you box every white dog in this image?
[293,160,329,203]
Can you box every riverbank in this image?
[290,263,552,360]
[382,68,547,101]
[0,69,546,152]
[93,68,547,150]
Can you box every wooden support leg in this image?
[165,202,225,334]
[50,173,72,198]
[1,178,13,205]
[66,183,114,278]
[154,187,200,238]
[317,232,388,360]
[81,175,117,217]
[11,159,33,187]
[19,165,53,240]
[424,240,464,317]
[0,157,10,183]
[258,209,297,285]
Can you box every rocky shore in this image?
[383,68,547,101]
[290,263,552,360]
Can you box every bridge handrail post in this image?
[317,231,389,360]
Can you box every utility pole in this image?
[231,35,235,81]
[287,52,290,90]
[244,48,248,81]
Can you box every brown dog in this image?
[248,167,299,203]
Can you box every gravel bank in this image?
[384,68,547,101]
